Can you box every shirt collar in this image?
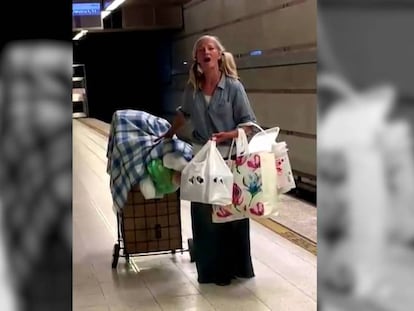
[197,72,226,91]
[217,73,226,89]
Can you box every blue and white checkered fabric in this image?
[106,110,193,210]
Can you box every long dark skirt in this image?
[191,202,255,284]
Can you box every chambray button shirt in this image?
[177,74,257,155]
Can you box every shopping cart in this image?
[111,186,194,268]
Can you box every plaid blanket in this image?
[106,110,193,210]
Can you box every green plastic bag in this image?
[146,159,177,195]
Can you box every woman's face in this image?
[195,38,221,73]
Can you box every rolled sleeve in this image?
[232,81,257,125]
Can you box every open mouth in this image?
[203,57,211,63]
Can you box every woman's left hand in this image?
[212,130,238,143]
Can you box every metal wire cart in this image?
[111,186,194,268]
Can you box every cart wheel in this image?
[171,249,176,255]
[112,243,120,269]
[188,238,195,263]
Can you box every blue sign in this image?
[72,3,101,16]
[249,50,263,56]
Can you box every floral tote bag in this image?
[232,150,279,218]
[212,128,279,221]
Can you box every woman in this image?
[162,35,256,286]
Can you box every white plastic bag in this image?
[243,123,280,153]
[163,152,189,171]
[180,139,233,205]
[139,176,163,199]
[272,142,296,193]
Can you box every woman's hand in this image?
[155,128,174,142]
[212,130,238,143]
[155,111,186,142]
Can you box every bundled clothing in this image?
[106,109,192,211]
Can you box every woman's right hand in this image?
[155,111,185,142]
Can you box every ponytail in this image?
[220,51,239,80]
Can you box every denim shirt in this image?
[177,74,257,151]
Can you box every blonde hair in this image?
[188,35,239,91]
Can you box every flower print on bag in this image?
[250,202,264,216]
[243,173,262,197]
[232,183,243,205]
[232,183,244,212]
[276,157,284,175]
[243,173,263,208]
[235,156,247,174]
[235,156,247,166]
[247,154,261,170]
[216,206,233,218]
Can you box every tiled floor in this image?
[73,119,316,311]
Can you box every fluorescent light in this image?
[101,10,111,19]
[73,30,88,41]
[101,0,125,19]
[106,0,126,11]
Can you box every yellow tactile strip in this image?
[254,218,317,256]
[76,118,317,256]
